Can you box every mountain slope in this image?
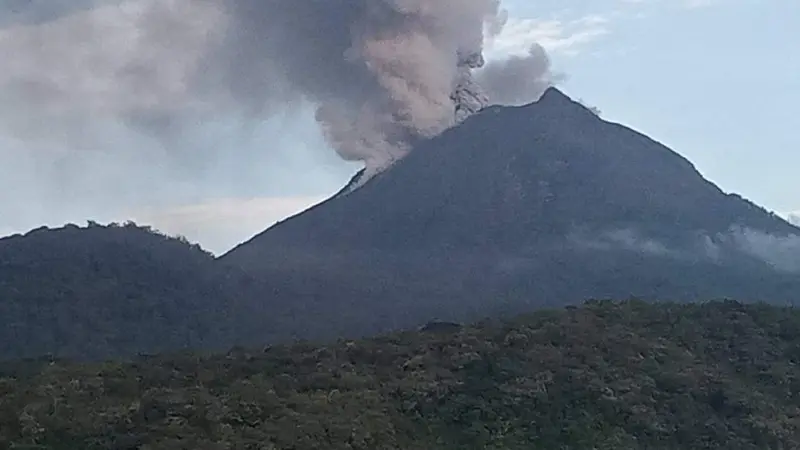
[228,88,796,256]
[222,88,800,339]
[3,300,800,449]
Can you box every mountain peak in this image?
[229,88,797,258]
[222,89,799,339]
[527,87,599,118]
[537,86,574,105]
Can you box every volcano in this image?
[3,88,799,360]
[221,88,800,340]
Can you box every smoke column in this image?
[477,43,556,107]
[0,0,555,183]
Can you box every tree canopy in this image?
[2,300,800,449]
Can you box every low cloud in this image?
[569,228,681,258]
[571,225,800,274]
[715,226,800,274]
[129,196,325,255]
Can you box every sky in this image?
[0,0,798,254]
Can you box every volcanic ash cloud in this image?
[0,0,556,182]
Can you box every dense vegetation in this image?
[2,221,800,363]
[0,222,283,361]
[3,300,800,449]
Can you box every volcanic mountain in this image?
[222,88,800,338]
[3,89,798,361]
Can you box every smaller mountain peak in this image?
[530,87,602,118]
[534,87,587,110]
[537,86,574,104]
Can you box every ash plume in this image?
[476,43,556,106]
[0,0,555,182]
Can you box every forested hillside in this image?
[3,300,800,449]
[0,222,277,360]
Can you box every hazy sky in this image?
[0,0,797,254]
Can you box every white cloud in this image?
[129,196,325,255]
[788,212,800,227]
[683,0,719,8]
[617,0,726,12]
[720,226,800,274]
[570,225,800,274]
[486,14,610,59]
[569,228,683,257]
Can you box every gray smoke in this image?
[0,0,555,182]
[476,43,556,106]
[0,0,111,27]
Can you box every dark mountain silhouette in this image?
[0,222,284,361]
[2,88,798,360]
[228,89,797,255]
[222,88,800,339]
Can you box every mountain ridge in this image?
[224,87,798,260]
[0,222,284,360]
[1,87,798,360]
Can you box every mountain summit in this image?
[222,87,799,339]
[225,87,796,257]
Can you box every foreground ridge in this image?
[2,300,800,449]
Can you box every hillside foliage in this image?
[0,222,278,361]
[2,300,800,449]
